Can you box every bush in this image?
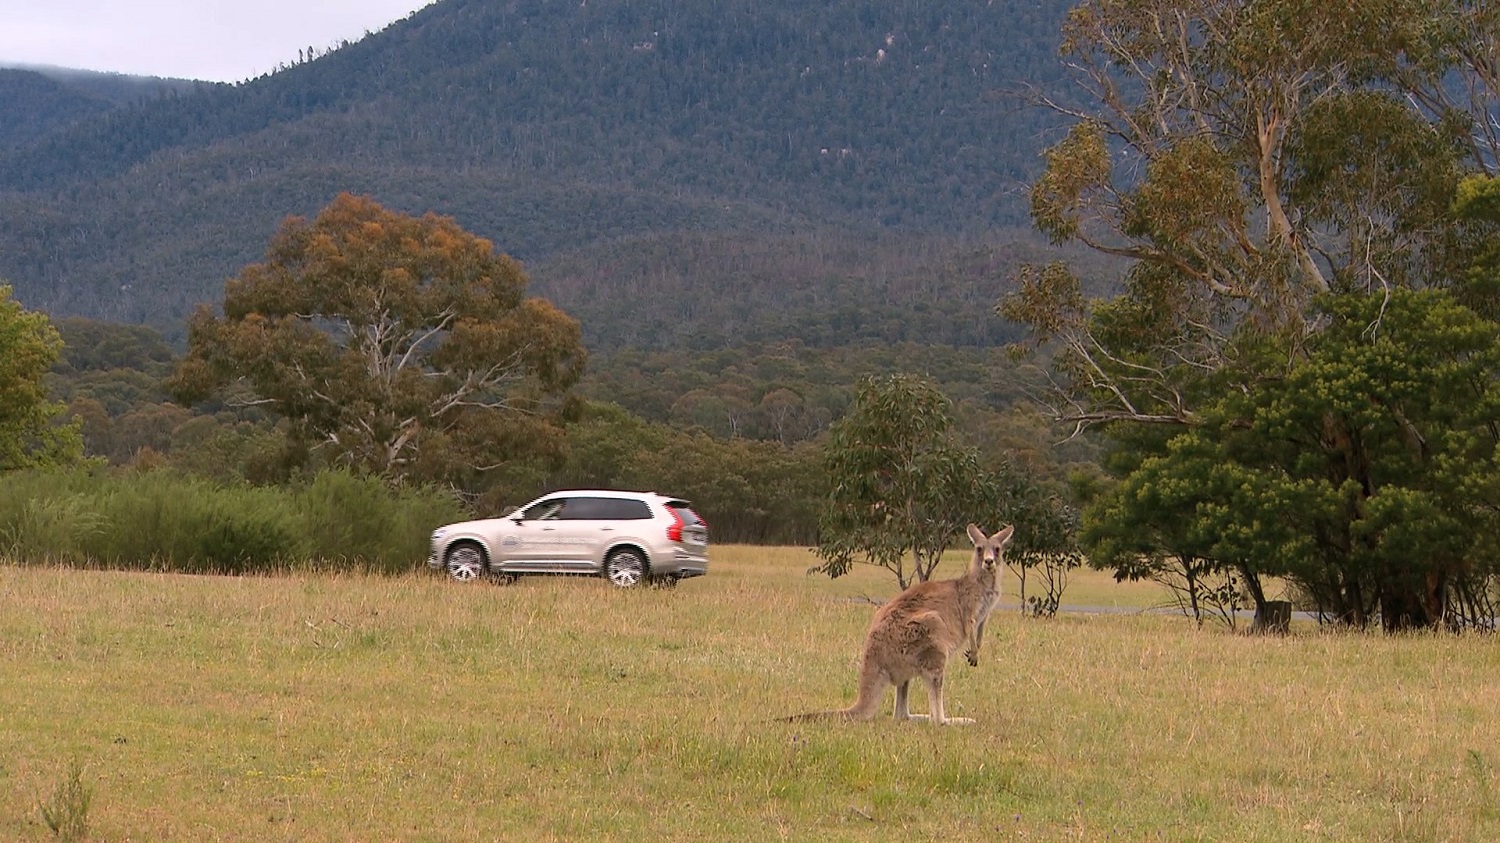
[183,493,300,574]
[0,466,468,575]
[293,469,467,573]
[0,470,106,563]
[78,470,241,568]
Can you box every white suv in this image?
[427,490,709,587]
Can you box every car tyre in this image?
[444,541,486,583]
[604,548,647,588]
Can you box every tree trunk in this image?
[1379,585,1438,632]
[1238,563,1272,629]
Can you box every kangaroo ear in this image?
[967,524,986,545]
[992,525,1015,545]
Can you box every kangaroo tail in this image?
[777,705,875,723]
[779,659,887,723]
[776,710,850,723]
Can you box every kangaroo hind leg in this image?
[893,680,913,721]
[925,670,973,726]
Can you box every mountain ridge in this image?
[0,0,1077,350]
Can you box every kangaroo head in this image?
[967,524,1015,574]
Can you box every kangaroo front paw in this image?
[965,649,979,667]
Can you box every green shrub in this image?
[0,469,104,563]
[293,469,467,574]
[0,466,467,575]
[79,470,218,568]
[183,492,300,574]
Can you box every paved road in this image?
[844,597,1322,623]
[1036,603,1322,622]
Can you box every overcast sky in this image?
[0,0,438,83]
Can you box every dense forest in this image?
[0,0,1080,345]
[0,66,200,147]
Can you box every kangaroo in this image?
[783,524,1015,725]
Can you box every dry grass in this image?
[1,546,1497,841]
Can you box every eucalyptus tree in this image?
[1010,0,1469,424]
[1005,0,1500,629]
[170,193,586,484]
[812,374,1006,589]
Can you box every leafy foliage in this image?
[1008,0,1470,429]
[997,458,1085,617]
[1083,290,1500,630]
[812,374,1009,588]
[1008,0,1500,630]
[38,305,1085,545]
[0,283,82,470]
[0,466,468,574]
[169,193,586,482]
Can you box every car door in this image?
[549,496,619,570]
[499,497,576,570]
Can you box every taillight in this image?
[666,507,684,542]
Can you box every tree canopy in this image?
[1006,0,1500,630]
[0,283,82,470]
[812,374,1010,589]
[170,193,586,483]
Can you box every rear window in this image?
[667,502,704,527]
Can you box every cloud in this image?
[0,1,436,82]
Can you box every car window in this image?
[614,499,652,519]
[667,502,704,527]
[556,497,607,520]
[556,497,651,520]
[522,499,566,521]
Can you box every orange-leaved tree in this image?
[170,193,586,483]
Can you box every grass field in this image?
[3,546,1498,842]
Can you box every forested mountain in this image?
[0,70,112,147]
[0,66,203,146]
[7,65,204,104]
[0,0,1079,348]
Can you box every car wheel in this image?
[444,542,486,582]
[604,549,647,588]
